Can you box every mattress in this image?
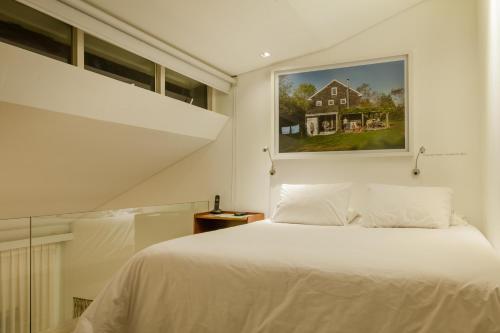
[74,221,500,333]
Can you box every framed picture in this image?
[272,55,410,158]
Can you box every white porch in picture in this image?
[305,112,338,136]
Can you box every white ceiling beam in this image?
[0,42,228,140]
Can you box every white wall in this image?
[97,0,484,230]
[100,89,235,212]
[234,0,483,227]
[479,0,500,249]
[0,102,212,219]
[0,42,230,219]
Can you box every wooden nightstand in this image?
[194,211,265,234]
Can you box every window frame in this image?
[83,33,156,92]
[328,99,335,106]
[165,68,209,109]
[331,87,337,96]
[340,98,347,105]
[315,100,323,107]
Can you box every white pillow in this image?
[364,184,453,228]
[272,183,352,226]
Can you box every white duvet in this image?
[74,221,500,333]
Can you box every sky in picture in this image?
[281,60,405,95]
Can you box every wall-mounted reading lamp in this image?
[412,146,426,176]
[262,147,276,176]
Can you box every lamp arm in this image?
[262,147,276,176]
[412,146,426,176]
[414,151,421,170]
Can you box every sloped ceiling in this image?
[81,0,426,75]
[0,102,210,219]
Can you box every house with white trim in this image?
[305,80,362,136]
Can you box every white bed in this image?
[74,221,500,333]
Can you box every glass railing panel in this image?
[0,217,30,333]
[29,201,208,333]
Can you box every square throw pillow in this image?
[363,184,453,228]
[272,183,352,226]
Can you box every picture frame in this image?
[271,55,411,159]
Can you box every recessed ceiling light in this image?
[260,51,271,58]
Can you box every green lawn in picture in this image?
[279,120,406,153]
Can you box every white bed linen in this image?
[74,221,500,333]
